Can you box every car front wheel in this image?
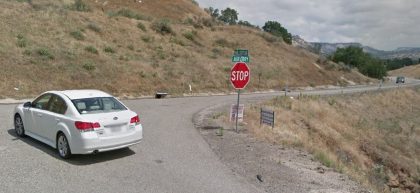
[14,115,26,137]
[57,133,71,159]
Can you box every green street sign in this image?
[232,49,249,62]
[232,56,249,63]
[234,49,248,57]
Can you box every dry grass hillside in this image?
[389,64,420,79]
[0,0,371,98]
[244,88,420,193]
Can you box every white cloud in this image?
[196,0,420,50]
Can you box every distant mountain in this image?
[292,36,420,60]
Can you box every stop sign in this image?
[230,62,250,89]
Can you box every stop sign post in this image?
[230,62,250,132]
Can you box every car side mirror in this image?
[23,102,32,108]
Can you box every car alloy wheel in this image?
[57,134,71,159]
[14,115,25,137]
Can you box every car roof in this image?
[52,90,112,100]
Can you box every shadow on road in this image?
[7,129,136,165]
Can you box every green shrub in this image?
[23,49,31,56]
[82,62,95,71]
[369,164,389,189]
[115,8,150,21]
[70,30,85,40]
[214,38,237,48]
[16,36,28,48]
[182,31,196,41]
[151,19,174,35]
[72,0,90,12]
[127,45,134,51]
[141,35,152,43]
[314,151,334,168]
[184,18,194,25]
[104,46,115,53]
[87,23,101,33]
[169,37,185,46]
[155,46,166,60]
[85,46,98,54]
[37,48,54,59]
[137,22,147,31]
[190,0,199,6]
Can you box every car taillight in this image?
[130,115,140,125]
[75,121,100,132]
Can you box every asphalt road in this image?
[0,79,419,193]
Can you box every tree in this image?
[332,46,387,79]
[332,46,366,68]
[204,7,219,18]
[238,20,256,28]
[218,8,238,25]
[262,21,292,44]
[418,58,420,64]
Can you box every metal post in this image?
[235,89,241,133]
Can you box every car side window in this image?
[32,94,53,110]
[48,95,68,115]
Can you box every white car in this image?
[13,90,143,159]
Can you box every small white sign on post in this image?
[230,104,244,122]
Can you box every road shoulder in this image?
[194,105,371,193]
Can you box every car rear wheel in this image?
[57,133,71,159]
[14,115,26,137]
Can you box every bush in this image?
[37,48,54,59]
[314,151,334,168]
[190,0,198,6]
[85,46,98,54]
[82,62,95,71]
[141,35,152,43]
[16,35,27,48]
[214,38,237,48]
[23,49,31,56]
[151,19,174,35]
[70,30,84,40]
[169,37,185,46]
[103,46,115,53]
[72,0,90,12]
[182,31,197,41]
[127,45,134,51]
[115,8,150,21]
[87,23,101,33]
[137,22,147,32]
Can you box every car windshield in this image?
[71,97,127,114]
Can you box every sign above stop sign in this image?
[231,62,250,89]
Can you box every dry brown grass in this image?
[389,64,420,79]
[244,88,420,192]
[0,0,371,99]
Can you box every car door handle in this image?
[55,118,60,122]
[37,113,43,117]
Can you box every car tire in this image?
[14,114,26,137]
[57,133,72,159]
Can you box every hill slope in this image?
[0,0,371,98]
[389,64,420,79]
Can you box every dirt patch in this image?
[194,105,371,193]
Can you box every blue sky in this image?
[196,0,420,50]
